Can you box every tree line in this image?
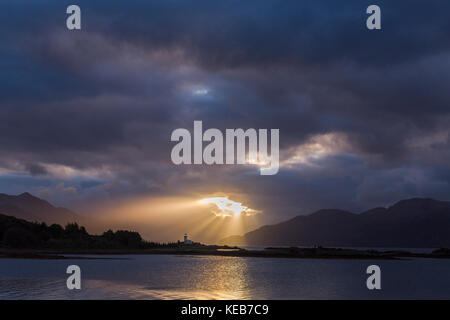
[0,213,180,249]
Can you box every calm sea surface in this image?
[1,254,449,299]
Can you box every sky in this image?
[1,1,450,242]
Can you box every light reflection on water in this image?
[0,255,252,300]
[0,278,246,300]
[1,254,449,299]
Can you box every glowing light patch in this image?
[192,88,209,96]
[200,197,259,217]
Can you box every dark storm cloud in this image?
[0,0,450,220]
[4,1,450,69]
[76,0,450,68]
[25,163,47,176]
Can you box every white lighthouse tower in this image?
[183,233,193,244]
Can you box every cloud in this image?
[200,197,261,217]
[0,0,450,228]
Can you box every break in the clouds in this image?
[0,0,450,225]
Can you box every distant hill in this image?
[0,192,82,225]
[220,198,450,248]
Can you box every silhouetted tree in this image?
[3,227,37,248]
[48,224,64,238]
[0,213,170,249]
[102,229,115,240]
[64,222,88,238]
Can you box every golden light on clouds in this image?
[282,132,351,167]
[200,197,260,217]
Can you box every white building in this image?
[183,233,193,244]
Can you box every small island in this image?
[1,213,450,260]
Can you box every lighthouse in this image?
[183,233,193,244]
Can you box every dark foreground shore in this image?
[1,246,450,260]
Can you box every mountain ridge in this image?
[0,192,82,225]
[220,198,450,248]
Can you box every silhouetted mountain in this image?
[220,198,450,248]
[0,192,81,225]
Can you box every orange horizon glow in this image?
[84,194,258,244]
